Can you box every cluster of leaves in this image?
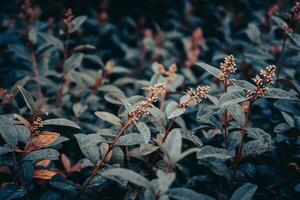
[0,0,300,199]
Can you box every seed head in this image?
[180,85,210,107]
[30,117,43,136]
[219,55,237,86]
[247,65,276,100]
[129,83,166,123]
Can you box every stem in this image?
[223,85,228,148]
[56,32,70,106]
[276,37,287,83]
[236,101,252,161]
[162,117,176,143]
[28,41,42,97]
[77,119,132,197]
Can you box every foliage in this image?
[0,0,300,199]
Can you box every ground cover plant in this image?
[0,0,300,199]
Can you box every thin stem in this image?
[28,41,42,97]
[223,85,228,148]
[236,101,252,161]
[77,119,132,197]
[162,117,176,143]
[276,37,287,83]
[56,32,70,106]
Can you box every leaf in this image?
[116,133,144,146]
[0,185,27,200]
[197,145,233,160]
[271,16,288,29]
[18,86,36,112]
[226,103,245,126]
[43,118,80,129]
[0,116,18,148]
[264,88,298,100]
[74,134,104,164]
[247,128,271,146]
[135,122,151,144]
[33,169,57,180]
[28,131,60,151]
[38,33,64,51]
[156,170,176,194]
[23,149,60,162]
[36,159,51,167]
[218,90,250,107]
[64,53,84,71]
[169,188,215,200]
[281,112,294,127]
[69,16,87,33]
[195,62,221,78]
[150,74,167,85]
[165,129,182,162]
[102,168,154,190]
[245,23,261,43]
[235,80,256,91]
[175,148,200,162]
[278,78,300,96]
[95,111,122,127]
[230,183,257,200]
[148,106,166,125]
[166,101,185,119]
[242,140,269,157]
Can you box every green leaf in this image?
[271,16,288,29]
[165,128,182,162]
[242,140,269,157]
[38,33,64,51]
[218,90,250,107]
[18,86,36,112]
[156,170,176,194]
[195,62,221,78]
[64,53,84,71]
[197,145,233,160]
[226,103,245,126]
[235,80,256,91]
[148,106,166,125]
[135,122,151,144]
[264,88,298,100]
[69,16,87,33]
[74,134,104,164]
[43,118,80,129]
[102,168,154,190]
[23,149,60,162]
[116,133,144,146]
[281,112,294,127]
[95,111,122,127]
[166,101,185,119]
[230,183,257,200]
[247,128,271,146]
[0,185,27,200]
[0,116,18,149]
[169,188,215,200]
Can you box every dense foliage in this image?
[0,0,300,199]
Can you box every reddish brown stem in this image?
[162,117,176,143]
[77,119,132,197]
[236,102,252,161]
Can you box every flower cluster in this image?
[247,65,276,100]
[153,63,177,81]
[129,84,166,123]
[290,2,300,22]
[0,88,13,105]
[30,117,43,136]
[179,85,210,108]
[20,0,39,24]
[219,55,237,87]
[62,9,74,29]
